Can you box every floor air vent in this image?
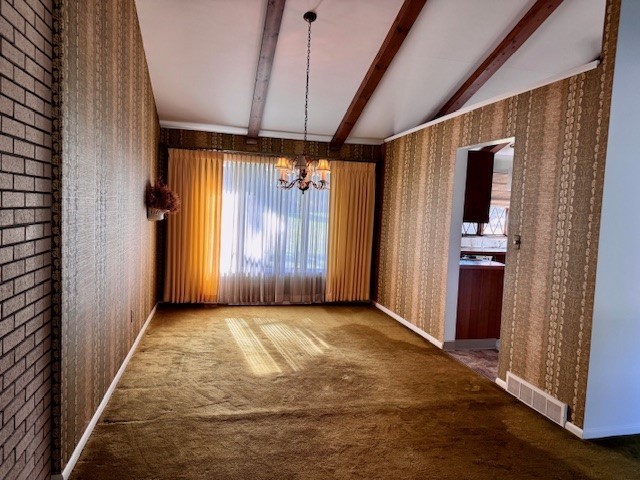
[505,371,568,426]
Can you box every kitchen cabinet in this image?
[463,150,494,223]
[456,260,504,340]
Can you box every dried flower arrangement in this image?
[146,180,180,220]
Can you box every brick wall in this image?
[0,0,53,479]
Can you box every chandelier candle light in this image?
[276,10,330,193]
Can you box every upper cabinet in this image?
[463,150,494,223]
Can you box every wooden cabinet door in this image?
[456,266,504,339]
[463,150,494,223]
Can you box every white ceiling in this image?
[135,0,606,145]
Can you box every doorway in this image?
[443,138,514,381]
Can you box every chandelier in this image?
[276,11,330,193]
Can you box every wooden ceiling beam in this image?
[246,0,287,144]
[330,0,428,150]
[430,0,564,121]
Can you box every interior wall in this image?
[52,0,159,472]
[0,1,54,478]
[375,0,619,427]
[584,0,640,439]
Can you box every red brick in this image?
[1,2,25,32]
[24,224,42,241]
[0,209,14,226]
[0,134,13,153]
[24,284,43,305]
[34,177,49,192]
[24,159,43,177]
[2,227,25,244]
[2,259,26,282]
[34,208,49,222]
[14,303,35,328]
[24,91,43,112]
[2,291,25,317]
[1,117,25,138]
[0,281,14,302]
[13,104,35,127]
[0,14,15,43]
[23,311,42,336]
[13,139,34,157]
[2,191,25,207]
[0,95,13,117]
[0,317,14,338]
[13,393,34,427]
[2,325,25,353]
[0,77,25,103]
[13,174,35,192]
[25,344,42,372]
[23,193,41,207]
[13,0,36,26]
[14,209,36,225]
[1,2,51,477]
[33,265,49,283]
[14,364,35,395]
[2,154,25,173]
[0,54,14,79]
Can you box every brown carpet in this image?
[70,305,640,480]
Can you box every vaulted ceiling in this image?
[135,0,605,145]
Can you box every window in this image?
[218,154,329,304]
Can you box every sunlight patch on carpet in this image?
[259,322,328,371]
[225,318,281,376]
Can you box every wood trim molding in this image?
[429,0,565,121]
[482,142,510,153]
[329,0,428,150]
[247,0,287,143]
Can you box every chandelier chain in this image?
[275,11,328,193]
[304,16,312,147]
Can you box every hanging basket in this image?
[147,207,168,221]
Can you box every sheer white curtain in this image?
[218,153,329,304]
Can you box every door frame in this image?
[443,137,515,344]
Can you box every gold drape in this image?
[164,149,223,303]
[326,161,376,301]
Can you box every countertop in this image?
[459,259,505,269]
[461,247,507,253]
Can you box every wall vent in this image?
[505,371,568,426]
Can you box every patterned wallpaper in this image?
[376,0,619,427]
[160,128,382,163]
[52,0,159,472]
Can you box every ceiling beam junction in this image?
[429,0,564,122]
[329,0,429,150]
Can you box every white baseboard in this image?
[52,304,158,480]
[373,302,443,349]
[565,422,584,439]
[495,377,508,390]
